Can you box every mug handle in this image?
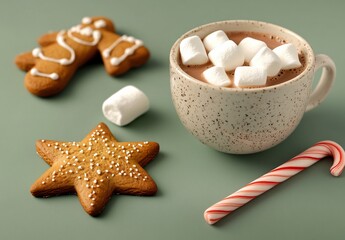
[305,54,336,112]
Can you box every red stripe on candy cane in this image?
[204,140,345,225]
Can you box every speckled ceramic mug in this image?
[170,20,335,154]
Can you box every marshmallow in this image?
[202,66,231,87]
[273,43,302,70]
[250,47,282,77]
[179,36,208,65]
[238,37,267,62]
[234,66,267,87]
[102,85,149,126]
[203,30,229,51]
[208,40,244,71]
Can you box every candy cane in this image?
[204,140,345,225]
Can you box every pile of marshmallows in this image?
[179,30,302,87]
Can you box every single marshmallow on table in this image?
[273,43,302,70]
[203,30,229,51]
[238,37,267,62]
[102,85,149,126]
[179,35,208,65]
[202,66,231,87]
[208,40,244,71]
[250,46,282,77]
[234,66,267,87]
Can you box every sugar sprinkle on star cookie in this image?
[30,122,159,216]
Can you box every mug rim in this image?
[170,20,315,92]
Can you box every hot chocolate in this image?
[179,31,306,88]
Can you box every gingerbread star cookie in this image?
[30,122,159,216]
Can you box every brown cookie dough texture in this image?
[30,122,159,216]
[15,16,150,97]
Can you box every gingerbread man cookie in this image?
[30,122,159,216]
[15,17,150,97]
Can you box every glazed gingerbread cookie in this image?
[30,122,159,216]
[15,16,150,97]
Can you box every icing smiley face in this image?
[82,17,108,29]
[81,16,112,30]
[67,17,115,46]
[15,16,150,97]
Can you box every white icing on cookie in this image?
[30,68,59,80]
[94,20,106,29]
[32,31,75,66]
[67,25,101,46]
[103,35,143,66]
[29,18,108,80]
[80,26,93,36]
[30,23,101,80]
[82,17,92,25]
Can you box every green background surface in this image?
[1,0,344,239]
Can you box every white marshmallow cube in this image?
[250,47,282,77]
[273,43,302,70]
[208,40,244,71]
[238,37,267,62]
[234,66,267,87]
[202,66,231,87]
[179,36,208,65]
[102,85,149,126]
[203,30,229,51]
